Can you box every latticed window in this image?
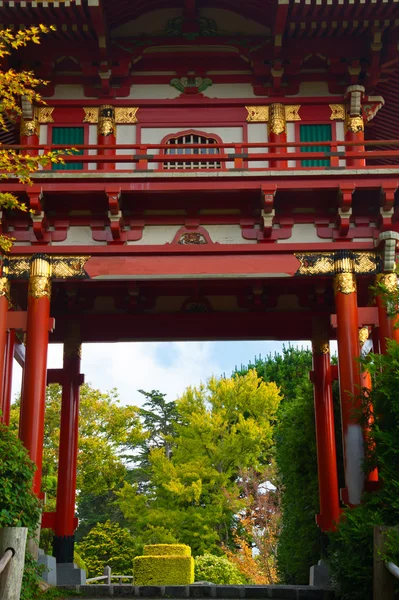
[163,132,222,170]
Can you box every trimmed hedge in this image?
[134,555,195,585]
[144,544,191,557]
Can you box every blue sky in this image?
[13,340,317,407]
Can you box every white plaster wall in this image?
[43,84,86,99]
[288,82,331,97]
[276,223,327,244]
[129,225,179,245]
[247,123,268,169]
[52,226,107,246]
[203,84,257,99]
[38,125,48,168]
[205,225,255,244]
[286,122,296,169]
[336,121,346,167]
[128,85,181,100]
[116,125,136,170]
[88,124,97,170]
[141,126,242,170]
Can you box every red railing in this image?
[4,139,399,171]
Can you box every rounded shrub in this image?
[195,554,245,584]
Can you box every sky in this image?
[10,340,324,408]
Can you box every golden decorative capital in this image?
[0,277,10,302]
[20,119,40,138]
[333,272,357,295]
[8,255,90,280]
[269,103,286,135]
[98,105,115,137]
[376,272,398,293]
[295,251,381,276]
[84,106,139,124]
[359,327,369,345]
[28,255,52,299]
[36,107,54,123]
[312,337,330,355]
[345,114,364,134]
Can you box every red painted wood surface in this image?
[312,348,340,532]
[2,330,15,426]
[19,295,51,496]
[0,296,9,423]
[376,294,399,354]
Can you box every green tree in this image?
[195,554,244,584]
[10,383,145,540]
[76,520,137,578]
[118,370,281,556]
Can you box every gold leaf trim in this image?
[246,106,269,122]
[36,107,54,123]
[295,252,381,276]
[83,107,99,123]
[7,256,90,280]
[333,272,356,295]
[28,275,51,299]
[285,105,301,121]
[329,104,345,121]
[359,327,369,345]
[115,107,139,123]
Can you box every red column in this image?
[2,330,15,426]
[0,275,10,423]
[19,256,52,496]
[20,118,40,156]
[334,270,364,506]
[375,273,399,353]
[268,103,287,169]
[98,105,116,171]
[311,330,340,531]
[359,327,378,488]
[345,114,365,168]
[53,333,82,564]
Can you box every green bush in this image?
[0,424,41,530]
[195,553,245,584]
[134,554,194,585]
[76,520,136,578]
[328,341,399,599]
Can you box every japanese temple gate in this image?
[1,0,399,572]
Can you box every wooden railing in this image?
[0,528,28,600]
[86,565,134,585]
[4,139,399,172]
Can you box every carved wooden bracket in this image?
[337,184,355,237]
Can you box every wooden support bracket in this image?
[261,186,277,238]
[106,187,123,239]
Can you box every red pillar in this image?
[19,256,52,496]
[311,329,340,531]
[98,105,116,171]
[20,118,40,156]
[345,114,365,168]
[268,103,288,169]
[334,270,364,505]
[0,275,10,423]
[375,273,399,353]
[53,333,83,564]
[2,330,15,426]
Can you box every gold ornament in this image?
[83,107,99,123]
[98,105,115,137]
[28,275,51,299]
[359,327,369,345]
[312,337,330,355]
[246,106,269,122]
[20,119,39,137]
[36,107,54,123]
[345,114,364,134]
[376,272,398,293]
[28,256,51,299]
[295,252,380,276]
[115,107,139,124]
[329,104,346,121]
[0,277,10,301]
[8,255,90,280]
[285,105,301,121]
[269,103,286,135]
[333,272,357,295]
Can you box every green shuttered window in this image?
[52,127,84,170]
[300,124,332,167]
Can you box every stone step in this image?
[59,584,334,600]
